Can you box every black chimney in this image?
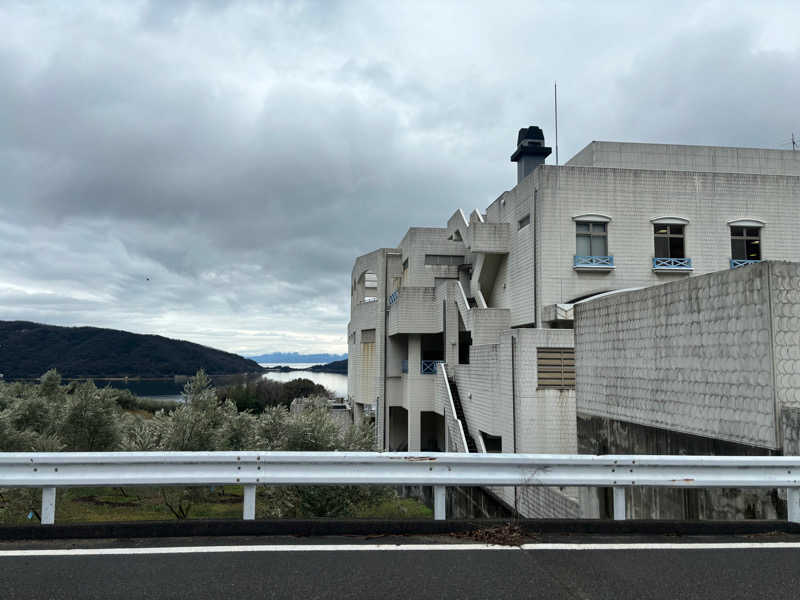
[510,126,552,184]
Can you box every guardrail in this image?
[2,452,800,524]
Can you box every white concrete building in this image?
[347,126,800,517]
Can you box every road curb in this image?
[1,518,800,541]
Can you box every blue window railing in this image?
[420,360,444,375]
[653,257,692,270]
[730,259,761,269]
[387,290,399,305]
[574,255,614,268]
[401,360,408,374]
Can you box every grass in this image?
[355,497,433,519]
[0,487,432,525]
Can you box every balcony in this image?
[421,360,444,375]
[731,259,761,269]
[400,359,443,374]
[653,257,693,272]
[469,222,511,254]
[386,287,441,336]
[573,255,614,271]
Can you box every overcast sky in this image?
[2,1,799,356]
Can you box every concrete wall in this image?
[566,141,800,176]
[398,227,466,288]
[578,414,782,520]
[347,247,402,448]
[768,262,800,412]
[575,263,778,449]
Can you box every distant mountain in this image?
[0,321,264,379]
[248,352,347,364]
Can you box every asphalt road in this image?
[2,537,799,599]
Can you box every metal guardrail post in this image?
[788,488,800,523]
[243,485,256,520]
[41,487,56,525]
[613,486,626,520]
[433,485,446,520]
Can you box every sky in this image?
[2,1,799,356]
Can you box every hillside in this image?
[0,321,264,379]
[308,359,347,374]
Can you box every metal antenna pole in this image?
[793,132,796,151]
[554,81,559,165]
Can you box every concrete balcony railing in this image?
[387,287,441,336]
[468,221,511,254]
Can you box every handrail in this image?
[439,364,469,453]
[2,452,800,523]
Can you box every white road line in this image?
[520,543,800,551]
[0,544,509,556]
[1,542,800,557]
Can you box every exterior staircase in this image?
[447,377,477,453]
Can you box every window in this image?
[537,348,575,389]
[424,254,464,266]
[361,329,376,344]
[518,214,530,230]
[731,226,761,261]
[576,222,607,256]
[654,224,685,258]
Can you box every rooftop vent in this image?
[510,126,552,184]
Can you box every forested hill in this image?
[0,321,264,379]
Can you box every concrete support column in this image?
[444,285,460,365]
[407,335,422,452]
[408,408,421,452]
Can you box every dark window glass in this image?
[669,236,685,258]
[654,223,685,258]
[731,227,761,260]
[576,221,608,257]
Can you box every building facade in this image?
[347,126,800,517]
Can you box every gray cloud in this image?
[1,0,798,354]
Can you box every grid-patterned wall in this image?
[566,141,800,176]
[575,263,778,448]
[769,262,800,411]
[534,165,800,324]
